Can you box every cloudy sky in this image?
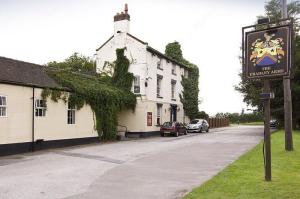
[0,0,274,115]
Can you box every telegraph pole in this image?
[282,0,293,151]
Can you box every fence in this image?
[208,118,229,128]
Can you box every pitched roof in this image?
[96,35,114,51]
[146,46,188,69]
[0,56,59,88]
[97,33,191,69]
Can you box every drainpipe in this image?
[32,87,35,152]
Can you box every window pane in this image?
[2,107,6,116]
[72,110,75,124]
[0,97,2,105]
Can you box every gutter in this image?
[32,87,35,152]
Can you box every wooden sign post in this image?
[242,18,293,181]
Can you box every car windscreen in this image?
[162,122,173,127]
[191,119,203,124]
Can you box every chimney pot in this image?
[125,4,128,14]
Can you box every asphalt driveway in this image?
[0,125,263,199]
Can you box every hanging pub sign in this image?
[243,20,293,80]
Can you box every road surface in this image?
[0,125,263,199]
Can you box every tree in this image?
[235,0,300,129]
[47,52,95,73]
[165,42,200,120]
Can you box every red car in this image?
[160,122,187,137]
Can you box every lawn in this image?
[184,130,300,199]
[239,121,264,125]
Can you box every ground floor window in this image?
[67,102,76,124]
[134,76,140,93]
[157,103,162,125]
[0,95,7,117]
[35,99,46,117]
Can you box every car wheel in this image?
[160,133,165,137]
[175,131,179,137]
[206,128,209,133]
[184,130,187,135]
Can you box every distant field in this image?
[184,130,300,199]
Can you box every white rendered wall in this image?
[0,84,97,145]
[96,33,148,95]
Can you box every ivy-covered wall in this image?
[42,49,136,140]
[165,41,200,120]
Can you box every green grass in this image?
[239,121,264,125]
[184,130,300,199]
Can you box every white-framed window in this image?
[67,102,75,124]
[35,99,46,117]
[171,80,176,99]
[157,75,163,97]
[156,103,162,125]
[172,64,176,75]
[157,59,162,69]
[0,95,7,117]
[133,75,140,94]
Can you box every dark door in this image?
[170,104,177,122]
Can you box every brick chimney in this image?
[114,4,130,35]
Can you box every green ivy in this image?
[165,41,200,120]
[42,49,136,140]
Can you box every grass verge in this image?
[184,130,300,199]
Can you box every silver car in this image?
[187,119,209,133]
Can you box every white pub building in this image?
[0,4,190,156]
[96,4,189,136]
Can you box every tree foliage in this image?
[42,49,136,140]
[215,112,263,124]
[235,0,300,129]
[48,52,96,73]
[165,41,200,120]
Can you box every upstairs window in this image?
[157,59,163,70]
[184,69,189,78]
[0,96,7,117]
[133,76,140,94]
[35,99,46,117]
[157,75,163,98]
[171,80,176,99]
[156,103,162,125]
[67,102,76,124]
[172,64,176,75]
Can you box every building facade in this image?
[96,5,189,135]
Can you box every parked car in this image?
[187,119,209,133]
[160,122,187,137]
[270,119,278,128]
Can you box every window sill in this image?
[171,99,176,101]
[172,73,177,76]
[155,124,161,127]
